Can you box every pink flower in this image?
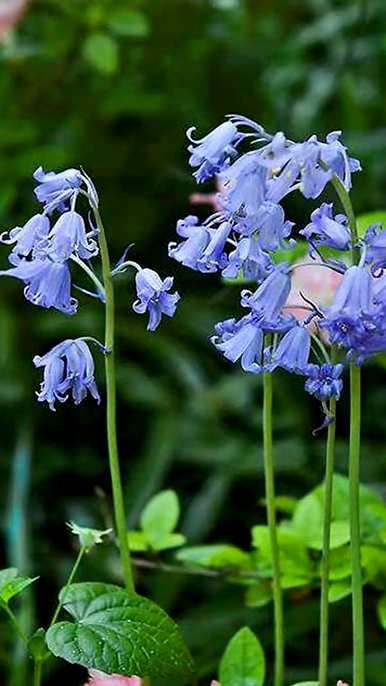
[337,681,350,686]
[0,0,29,40]
[85,671,142,686]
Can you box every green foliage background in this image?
[0,0,386,684]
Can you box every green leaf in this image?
[141,490,180,549]
[219,626,265,686]
[176,544,251,569]
[292,493,322,544]
[107,9,150,37]
[252,526,313,580]
[328,579,351,603]
[46,583,194,681]
[362,545,386,588]
[377,594,386,629]
[0,568,38,604]
[245,583,272,608]
[320,545,352,581]
[260,495,298,514]
[357,211,386,237]
[155,533,186,551]
[83,33,119,74]
[309,521,351,551]
[127,531,149,552]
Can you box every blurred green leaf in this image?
[328,579,352,603]
[377,594,386,629]
[0,568,38,605]
[244,583,272,608]
[177,545,251,570]
[127,531,149,552]
[252,526,313,581]
[140,490,180,549]
[219,626,265,686]
[83,33,119,74]
[107,9,150,38]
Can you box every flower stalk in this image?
[318,347,338,686]
[349,363,364,686]
[329,173,365,686]
[94,206,135,593]
[262,370,284,686]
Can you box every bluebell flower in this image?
[320,265,376,349]
[133,268,180,331]
[0,213,50,262]
[253,202,295,252]
[364,224,386,273]
[45,211,98,262]
[304,363,344,401]
[197,221,231,273]
[33,339,100,410]
[319,131,361,191]
[0,257,78,314]
[301,203,351,251]
[220,152,267,216]
[211,315,264,373]
[222,237,272,281]
[268,325,311,373]
[168,215,211,270]
[34,167,83,212]
[187,121,241,182]
[259,131,360,200]
[241,263,294,331]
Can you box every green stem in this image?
[349,364,365,686]
[33,659,42,686]
[49,546,86,627]
[2,603,29,645]
[262,371,284,686]
[94,206,135,593]
[70,254,106,299]
[318,348,338,686]
[328,169,365,684]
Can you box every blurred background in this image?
[0,0,386,684]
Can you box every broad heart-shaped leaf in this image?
[140,490,180,548]
[46,583,194,682]
[219,626,265,686]
[0,567,38,604]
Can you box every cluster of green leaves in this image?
[132,478,386,635]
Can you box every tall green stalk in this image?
[94,207,135,593]
[349,364,364,686]
[329,173,365,685]
[262,371,284,686]
[318,361,337,686]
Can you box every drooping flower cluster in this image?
[0,167,180,409]
[170,114,386,412]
